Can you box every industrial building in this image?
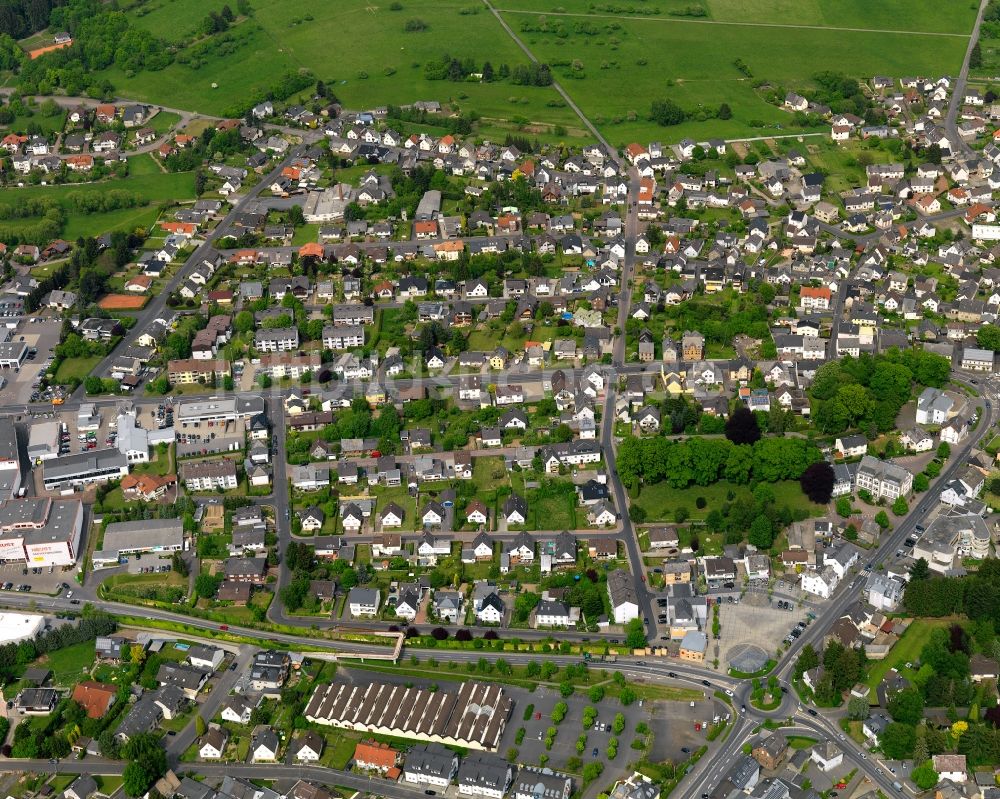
[93,518,185,567]
[0,498,84,566]
[43,448,129,491]
[304,678,513,751]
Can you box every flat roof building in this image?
[0,612,44,644]
[93,519,184,567]
[305,677,513,751]
[0,498,84,566]
[177,396,264,425]
[43,448,128,491]
[27,421,59,462]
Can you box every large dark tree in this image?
[909,557,930,581]
[724,406,761,445]
[800,461,835,504]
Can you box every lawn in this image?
[499,6,971,144]
[864,618,949,693]
[291,224,321,246]
[55,356,103,383]
[529,491,576,531]
[39,641,95,686]
[632,479,825,522]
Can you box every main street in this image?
[74,144,314,397]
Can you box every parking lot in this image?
[0,317,62,405]
[0,560,76,597]
[717,600,810,668]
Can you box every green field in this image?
[496,0,976,32]
[0,169,196,240]
[85,0,979,144]
[633,479,826,522]
[55,356,103,383]
[110,0,580,133]
[501,9,971,144]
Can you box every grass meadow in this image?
[0,166,196,240]
[502,10,972,145]
[96,0,977,144]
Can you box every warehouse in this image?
[27,421,60,463]
[43,448,129,491]
[304,678,512,751]
[0,498,84,566]
[93,519,185,568]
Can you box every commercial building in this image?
[92,518,184,567]
[0,612,45,644]
[0,341,27,369]
[176,396,265,426]
[0,498,84,566]
[305,678,513,751]
[43,448,129,491]
[27,421,60,462]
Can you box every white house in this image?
[800,567,839,599]
[347,587,381,617]
[810,741,843,772]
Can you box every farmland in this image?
[101,0,976,145]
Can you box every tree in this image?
[625,618,647,649]
[718,103,732,120]
[910,557,930,581]
[887,686,924,725]
[551,702,568,723]
[588,685,605,702]
[650,98,685,126]
[911,760,939,791]
[892,496,909,516]
[749,515,773,549]
[795,644,819,677]
[194,574,221,599]
[800,461,835,504]
[875,510,890,529]
[937,442,951,459]
[619,687,636,706]
[971,42,983,69]
[725,406,761,445]
[880,722,916,759]
[835,496,853,517]
[121,733,167,797]
[612,713,625,734]
[847,695,870,720]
